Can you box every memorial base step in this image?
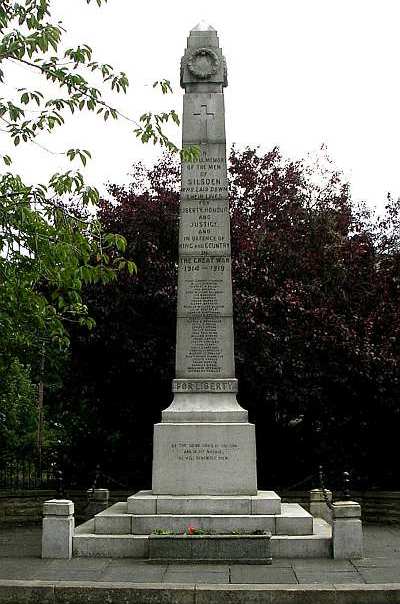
[93,501,313,536]
[127,490,282,515]
[148,533,272,563]
[73,518,331,559]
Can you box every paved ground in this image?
[0,523,400,584]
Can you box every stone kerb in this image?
[42,499,74,559]
[332,500,363,559]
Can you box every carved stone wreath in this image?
[187,48,220,80]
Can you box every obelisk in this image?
[152,23,257,495]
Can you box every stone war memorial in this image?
[42,23,363,562]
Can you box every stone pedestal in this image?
[42,499,74,559]
[332,501,363,559]
[152,422,257,495]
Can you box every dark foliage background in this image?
[52,148,400,490]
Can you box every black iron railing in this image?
[0,457,56,490]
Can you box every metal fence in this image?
[0,457,56,490]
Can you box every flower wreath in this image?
[187,48,220,80]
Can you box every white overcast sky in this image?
[3,0,400,212]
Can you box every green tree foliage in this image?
[0,358,37,456]
[56,149,400,488]
[0,0,196,461]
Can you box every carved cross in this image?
[193,104,214,144]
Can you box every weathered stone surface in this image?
[152,422,257,495]
[127,491,157,515]
[182,95,226,144]
[159,23,251,437]
[53,583,195,604]
[158,494,251,515]
[132,514,275,535]
[42,516,74,559]
[333,501,362,518]
[72,534,148,558]
[149,534,272,562]
[43,500,74,517]
[88,488,109,503]
[275,503,313,536]
[251,492,281,515]
[271,519,332,558]
[94,503,131,535]
[127,491,281,516]
[333,518,363,560]
[196,585,336,604]
[309,489,333,524]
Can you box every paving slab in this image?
[356,568,400,584]
[101,561,167,582]
[292,559,354,570]
[230,565,298,584]
[0,557,45,580]
[48,558,110,570]
[352,556,400,568]
[166,563,228,573]
[295,571,365,584]
[0,525,41,557]
[31,568,107,581]
[163,568,229,584]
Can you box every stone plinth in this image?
[42,499,74,559]
[152,422,257,495]
[332,501,363,559]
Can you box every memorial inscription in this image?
[171,441,239,462]
[181,149,228,199]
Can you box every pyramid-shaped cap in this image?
[191,20,216,32]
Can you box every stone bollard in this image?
[86,488,110,517]
[42,499,74,559]
[332,501,363,559]
[309,488,333,524]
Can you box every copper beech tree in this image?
[57,148,400,488]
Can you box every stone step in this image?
[73,519,331,558]
[94,502,313,536]
[271,519,332,558]
[94,502,131,535]
[73,534,149,558]
[127,489,281,515]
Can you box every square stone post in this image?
[309,488,332,524]
[42,499,74,559]
[86,488,110,516]
[332,501,363,559]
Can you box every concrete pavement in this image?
[0,523,400,602]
